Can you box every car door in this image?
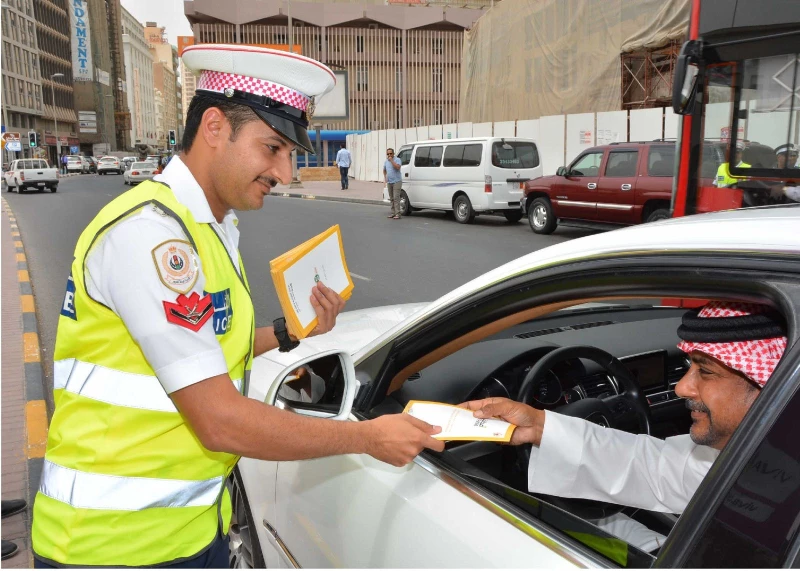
[595,148,639,224]
[552,150,604,221]
[408,146,431,207]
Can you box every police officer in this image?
[714,141,751,187]
[775,143,799,169]
[32,45,445,568]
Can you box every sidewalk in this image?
[1,199,47,567]
[271,179,386,206]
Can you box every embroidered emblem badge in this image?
[151,240,198,294]
[163,292,214,332]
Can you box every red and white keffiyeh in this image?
[678,302,787,387]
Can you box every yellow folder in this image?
[270,225,354,339]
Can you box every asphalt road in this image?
[4,173,598,392]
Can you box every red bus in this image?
[671,0,800,218]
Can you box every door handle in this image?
[587,183,597,190]
[404,173,408,177]
[621,184,632,191]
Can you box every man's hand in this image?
[308,281,346,337]
[362,414,445,467]
[460,398,545,446]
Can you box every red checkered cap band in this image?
[677,302,787,386]
[196,70,309,112]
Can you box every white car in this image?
[123,161,156,185]
[233,205,800,568]
[399,137,541,224]
[97,156,123,175]
[3,159,59,193]
[65,155,89,174]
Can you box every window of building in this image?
[432,68,442,93]
[357,66,368,92]
[432,37,443,55]
[395,37,402,54]
[273,33,287,44]
[413,118,421,127]
[396,105,402,128]
[433,107,442,125]
[396,67,402,92]
[358,105,369,130]
[356,35,364,53]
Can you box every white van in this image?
[399,137,542,224]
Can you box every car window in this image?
[604,150,639,177]
[414,146,430,167]
[569,151,604,176]
[647,146,675,177]
[23,160,33,170]
[492,141,539,169]
[443,144,483,167]
[101,158,116,163]
[428,146,443,167]
[132,163,151,169]
[398,148,412,165]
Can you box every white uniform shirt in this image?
[84,157,241,394]
[528,411,720,513]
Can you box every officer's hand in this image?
[459,398,545,446]
[363,414,445,467]
[308,281,346,337]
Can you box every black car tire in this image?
[399,190,412,216]
[528,197,558,234]
[504,210,523,223]
[645,208,670,223]
[50,185,58,193]
[228,468,265,569]
[453,195,476,224]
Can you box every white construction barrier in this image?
[395,129,407,149]
[457,122,473,138]
[443,123,458,140]
[473,122,492,137]
[566,112,595,165]
[516,119,540,141]
[596,111,628,145]
[416,125,430,142]
[429,124,443,140]
[629,108,663,143]
[493,121,515,137]
[539,115,566,175]
[663,108,679,141]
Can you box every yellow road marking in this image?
[23,332,40,363]
[25,401,48,458]
[18,269,29,282]
[16,252,25,262]
[12,231,19,237]
[14,240,22,248]
[21,295,35,313]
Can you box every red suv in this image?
[522,141,678,234]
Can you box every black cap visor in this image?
[253,108,315,154]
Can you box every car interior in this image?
[282,284,792,567]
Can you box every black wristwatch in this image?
[273,318,300,352]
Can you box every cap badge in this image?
[224,87,235,98]
[306,96,316,120]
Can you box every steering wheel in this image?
[516,345,652,520]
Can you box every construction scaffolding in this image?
[621,40,682,110]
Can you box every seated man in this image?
[463,301,787,547]
[715,142,750,188]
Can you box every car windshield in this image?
[132,163,151,169]
[100,158,117,163]
[492,142,539,169]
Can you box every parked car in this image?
[122,156,137,170]
[65,155,90,174]
[97,156,123,175]
[233,205,800,568]
[400,137,541,224]
[3,158,59,193]
[86,156,98,173]
[521,139,777,235]
[123,161,156,185]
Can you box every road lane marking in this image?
[349,272,371,282]
[18,269,29,282]
[25,401,48,458]
[21,294,35,313]
[16,252,26,262]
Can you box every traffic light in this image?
[28,130,37,148]
[168,130,176,146]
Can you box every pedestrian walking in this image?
[335,144,351,190]
[60,154,68,175]
[384,148,402,219]
[31,44,443,569]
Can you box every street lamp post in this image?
[51,73,65,161]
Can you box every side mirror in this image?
[556,166,567,176]
[265,349,357,421]
[672,41,701,115]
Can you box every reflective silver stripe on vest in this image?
[54,359,243,412]
[40,460,223,511]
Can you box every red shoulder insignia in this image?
[163,292,214,332]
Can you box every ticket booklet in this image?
[403,400,516,442]
[270,225,354,339]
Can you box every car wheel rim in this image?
[456,201,467,219]
[228,476,255,569]
[533,205,547,228]
[400,196,407,211]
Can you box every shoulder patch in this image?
[152,239,198,294]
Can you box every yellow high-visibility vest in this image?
[32,180,254,566]
[715,161,751,187]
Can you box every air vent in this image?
[514,320,617,340]
[582,374,617,398]
[406,372,421,382]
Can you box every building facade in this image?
[184,0,485,132]
[179,56,196,125]
[154,87,165,147]
[32,0,80,164]
[145,22,180,149]
[121,6,157,149]
[2,0,45,162]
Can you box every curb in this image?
[269,191,387,207]
[2,198,48,497]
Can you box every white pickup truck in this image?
[4,159,59,193]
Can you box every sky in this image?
[120,0,194,46]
